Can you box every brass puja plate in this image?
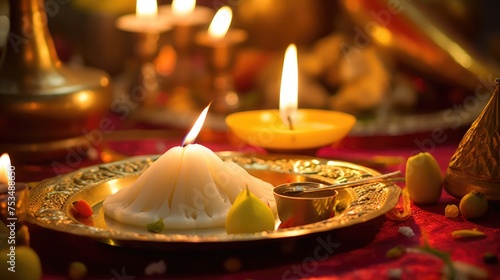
[27,152,401,248]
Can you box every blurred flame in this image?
[0,153,11,185]
[76,91,90,104]
[136,0,158,18]
[372,25,392,46]
[172,0,195,16]
[182,103,211,146]
[208,6,232,39]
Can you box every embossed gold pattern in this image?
[445,79,500,200]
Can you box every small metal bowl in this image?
[273,182,338,227]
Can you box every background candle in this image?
[116,0,170,33]
[225,44,356,151]
[0,153,30,246]
[195,6,248,114]
[226,109,355,150]
[155,0,214,110]
[115,0,171,108]
[158,0,213,27]
[194,6,247,48]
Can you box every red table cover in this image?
[19,137,500,280]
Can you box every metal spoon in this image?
[276,170,404,196]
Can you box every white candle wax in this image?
[103,144,276,230]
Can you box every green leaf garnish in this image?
[147,219,164,233]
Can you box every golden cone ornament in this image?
[445,78,500,200]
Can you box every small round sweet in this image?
[459,191,488,219]
[444,204,459,218]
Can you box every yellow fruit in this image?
[225,187,275,234]
[405,152,443,204]
[459,191,488,219]
[0,246,42,280]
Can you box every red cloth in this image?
[24,139,500,280]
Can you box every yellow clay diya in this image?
[226,44,356,151]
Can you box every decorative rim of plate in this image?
[27,152,401,245]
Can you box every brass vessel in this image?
[445,79,500,200]
[0,0,112,163]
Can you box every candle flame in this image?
[136,0,158,18]
[279,44,298,129]
[208,6,232,39]
[182,103,211,146]
[0,153,11,185]
[172,0,196,16]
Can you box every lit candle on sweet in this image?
[225,44,357,152]
[103,102,277,230]
[116,0,170,33]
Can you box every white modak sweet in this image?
[103,144,276,230]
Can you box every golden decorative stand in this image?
[0,0,112,163]
[445,79,500,200]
